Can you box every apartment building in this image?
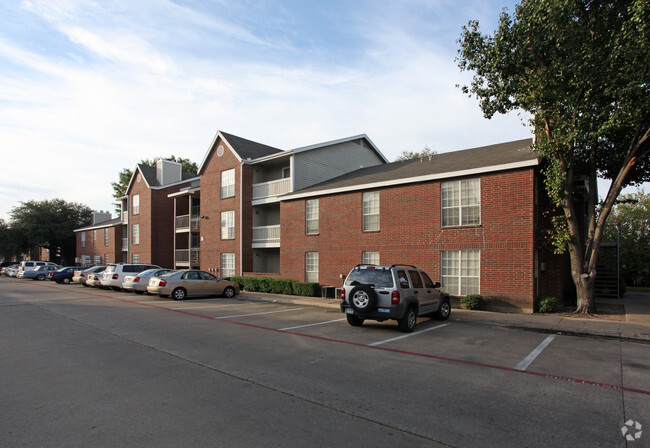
[74,211,123,266]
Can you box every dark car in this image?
[47,267,80,284]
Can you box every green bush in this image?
[461,294,485,310]
[226,276,320,297]
[292,282,321,297]
[536,296,559,313]
[270,278,294,295]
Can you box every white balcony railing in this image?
[122,238,128,251]
[252,225,281,245]
[176,248,200,265]
[121,211,128,224]
[252,178,291,200]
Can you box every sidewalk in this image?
[241,290,650,342]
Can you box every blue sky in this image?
[0,0,560,219]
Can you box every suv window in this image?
[105,265,117,273]
[396,270,410,288]
[408,270,424,288]
[344,269,393,288]
[421,271,435,288]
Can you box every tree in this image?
[0,219,27,261]
[395,145,437,161]
[9,199,92,265]
[111,156,199,214]
[457,0,649,313]
[602,190,650,287]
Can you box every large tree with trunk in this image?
[457,0,649,313]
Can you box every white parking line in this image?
[170,303,253,310]
[216,308,304,319]
[515,335,556,371]
[369,323,449,346]
[280,318,347,331]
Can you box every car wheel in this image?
[398,306,417,333]
[62,278,71,284]
[223,286,236,298]
[172,288,187,301]
[348,285,377,312]
[37,274,45,281]
[434,299,451,320]
[346,314,364,327]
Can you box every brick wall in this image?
[281,168,551,311]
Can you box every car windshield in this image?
[160,270,179,278]
[137,269,158,276]
[105,265,117,273]
[345,268,394,288]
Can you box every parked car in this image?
[147,269,239,300]
[1,263,19,275]
[5,265,20,277]
[21,265,61,281]
[16,260,58,278]
[101,263,160,291]
[73,266,106,286]
[339,264,451,332]
[47,267,80,284]
[85,272,105,287]
[123,268,172,294]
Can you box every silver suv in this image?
[340,264,450,332]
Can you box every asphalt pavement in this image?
[243,290,650,342]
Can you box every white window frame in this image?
[221,211,235,240]
[221,253,235,278]
[441,250,480,296]
[441,179,481,227]
[221,169,235,198]
[306,199,319,235]
[93,230,97,247]
[132,253,140,263]
[132,224,140,245]
[362,191,380,232]
[104,228,109,247]
[81,232,86,248]
[305,252,319,283]
[362,251,380,265]
[132,194,140,215]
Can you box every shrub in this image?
[461,294,485,310]
[536,296,559,313]
[292,282,321,297]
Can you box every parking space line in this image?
[279,318,346,331]
[170,303,253,310]
[217,308,304,319]
[369,324,449,346]
[515,335,556,371]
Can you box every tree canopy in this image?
[395,145,437,161]
[457,0,649,312]
[111,156,199,214]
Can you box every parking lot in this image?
[1,277,649,447]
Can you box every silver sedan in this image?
[147,270,239,300]
[123,268,172,294]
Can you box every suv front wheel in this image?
[349,285,377,312]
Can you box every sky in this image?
[0,0,643,221]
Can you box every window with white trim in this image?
[81,232,86,248]
[441,250,480,295]
[362,251,380,265]
[306,199,319,235]
[93,230,97,247]
[362,191,380,232]
[104,254,109,265]
[132,224,140,245]
[221,253,235,278]
[221,169,235,198]
[221,211,235,240]
[104,229,109,246]
[305,252,319,283]
[132,253,140,263]
[441,179,480,226]
[132,194,140,215]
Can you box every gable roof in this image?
[199,131,285,173]
[124,163,199,195]
[74,217,122,233]
[291,134,389,163]
[282,138,537,200]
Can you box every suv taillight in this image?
[340,289,346,301]
[391,290,401,304]
[112,274,119,280]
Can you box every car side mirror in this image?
[434,282,441,289]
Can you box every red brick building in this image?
[74,212,124,266]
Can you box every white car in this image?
[73,266,106,286]
[101,263,160,291]
[122,268,172,294]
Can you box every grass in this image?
[628,286,650,293]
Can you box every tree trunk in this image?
[574,270,597,314]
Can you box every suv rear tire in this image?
[346,314,364,327]
[398,306,417,332]
[349,285,377,312]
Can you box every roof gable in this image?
[199,131,284,174]
[125,163,198,195]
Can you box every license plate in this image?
[345,308,354,314]
[378,308,390,313]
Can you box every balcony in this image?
[122,238,128,251]
[121,211,128,224]
[176,248,200,265]
[252,225,281,248]
[252,178,291,202]
[175,206,200,232]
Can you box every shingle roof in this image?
[283,138,537,199]
[220,131,284,160]
[137,164,198,188]
[74,217,122,232]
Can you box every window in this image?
[441,179,480,226]
[104,254,109,265]
[221,253,235,278]
[362,191,380,231]
[93,230,97,247]
[362,251,379,265]
[132,224,140,245]
[132,194,140,215]
[104,229,109,246]
[221,169,235,198]
[441,250,480,295]
[306,199,319,234]
[306,252,319,283]
[132,253,140,263]
[81,232,86,248]
[221,211,235,239]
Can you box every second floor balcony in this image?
[175,206,201,232]
[252,178,291,202]
[252,225,280,248]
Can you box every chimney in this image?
[92,211,111,225]
[156,159,182,186]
